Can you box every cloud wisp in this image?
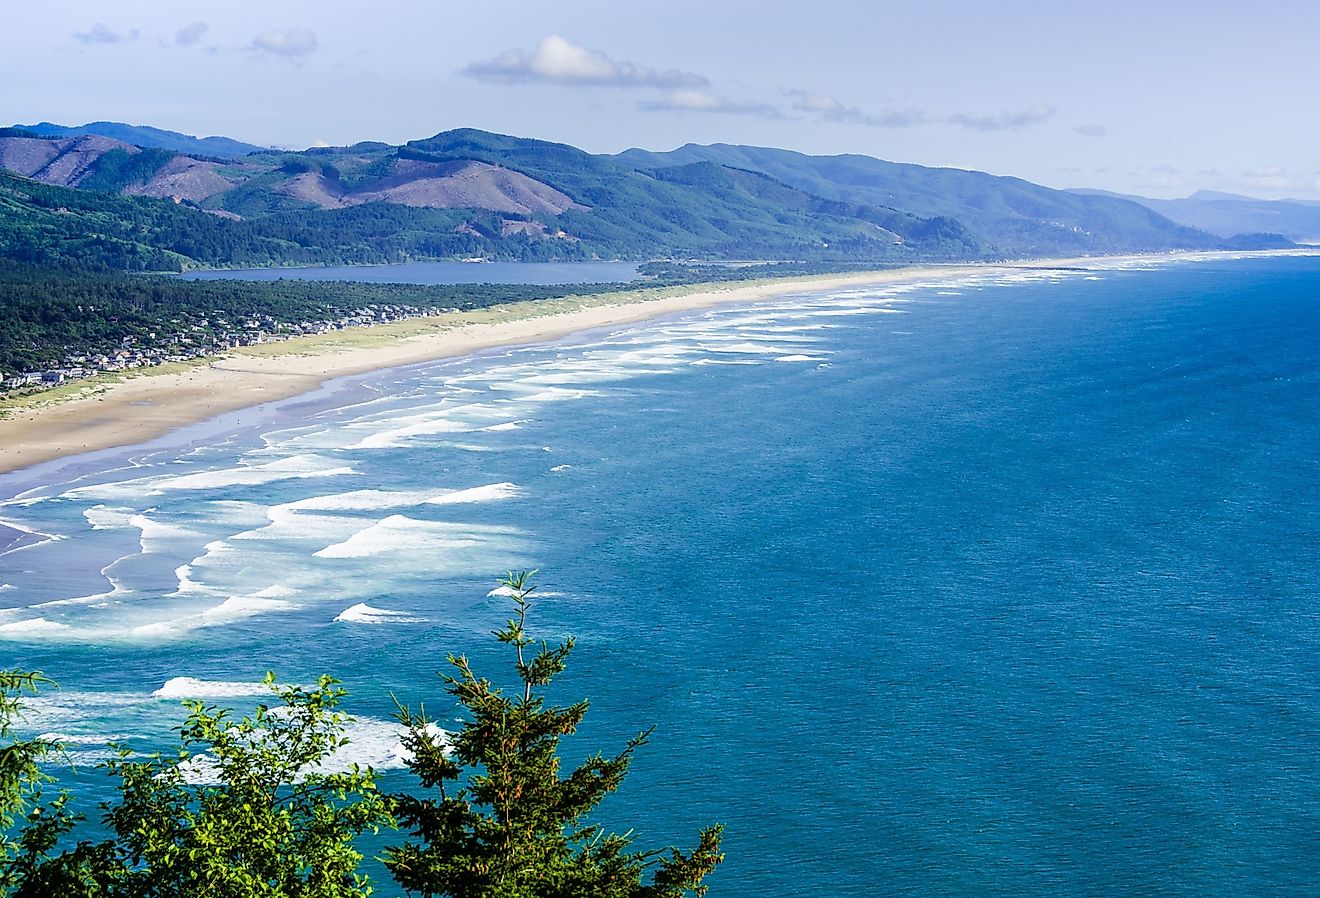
[637,89,783,119]
[947,105,1056,132]
[465,35,707,89]
[785,90,932,128]
[73,23,139,45]
[1074,123,1107,138]
[250,28,319,60]
[174,22,209,48]
[782,89,1058,133]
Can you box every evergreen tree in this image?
[387,572,723,898]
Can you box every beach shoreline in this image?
[0,251,1302,477]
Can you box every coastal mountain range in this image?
[1070,188,1320,243]
[0,120,1296,271]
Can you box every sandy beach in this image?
[0,253,1272,476]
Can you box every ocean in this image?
[2,254,1318,896]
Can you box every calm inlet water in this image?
[2,255,1318,896]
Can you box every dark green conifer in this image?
[387,572,723,898]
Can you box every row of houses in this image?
[1,303,453,396]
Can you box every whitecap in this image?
[129,514,204,553]
[64,455,356,500]
[424,483,522,505]
[152,677,276,699]
[774,355,830,363]
[498,387,599,404]
[84,505,136,530]
[283,489,436,513]
[334,602,426,625]
[0,617,70,637]
[486,585,561,598]
[38,732,134,745]
[348,417,473,450]
[313,515,521,561]
[700,342,793,355]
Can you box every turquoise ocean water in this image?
[2,254,1318,895]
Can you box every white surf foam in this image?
[314,515,520,560]
[129,514,203,553]
[349,417,473,450]
[152,677,276,699]
[334,602,426,624]
[348,719,448,769]
[64,455,356,501]
[176,717,449,784]
[283,489,435,512]
[700,342,794,355]
[84,505,135,529]
[486,586,561,598]
[425,483,522,505]
[0,617,70,637]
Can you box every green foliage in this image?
[0,170,594,274]
[0,129,991,275]
[387,572,724,898]
[0,262,648,373]
[405,131,971,262]
[0,258,881,374]
[5,675,394,898]
[0,671,55,888]
[2,579,728,897]
[77,149,177,194]
[613,142,1231,256]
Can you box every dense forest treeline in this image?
[0,260,875,374]
[0,263,631,372]
[0,171,602,273]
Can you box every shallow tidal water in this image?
[2,254,1318,896]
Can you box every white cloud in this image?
[73,23,139,45]
[637,90,783,119]
[175,21,209,47]
[1074,123,1106,138]
[464,35,707,89]
[250,27,318,59]
[947,106,1056,132]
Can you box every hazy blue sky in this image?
[5,1,1317,199]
